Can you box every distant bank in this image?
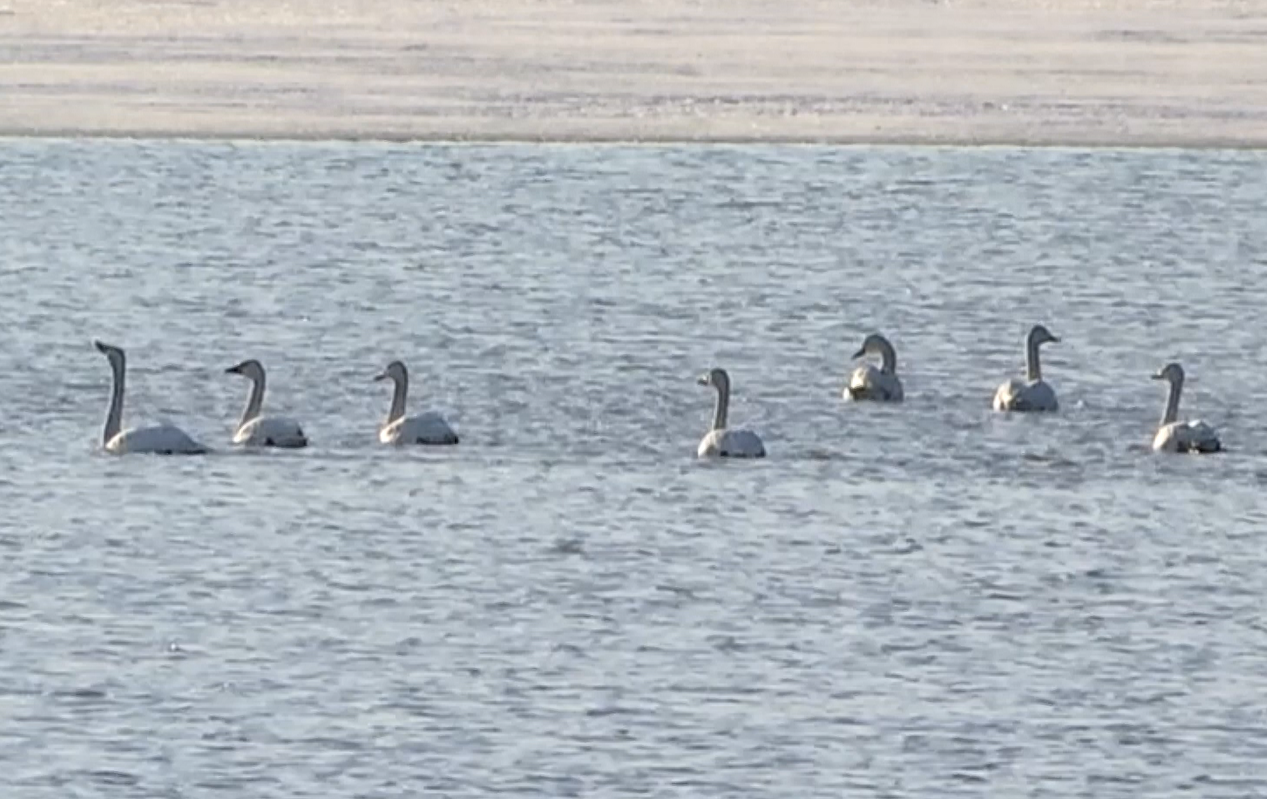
[1,0,1264,148]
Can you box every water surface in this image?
[1,141,1266,797]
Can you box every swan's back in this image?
[698,428,765,459]
[1153,420,1221,453]
[233,416,308,448]
[107,424,208,455]
[846,364,904,402]
[381,412,459,445]
[993,378,1058,412]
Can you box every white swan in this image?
[374,360,459,445]
[697,367,766,458]
[1151,362,1221,453]
[93,340,208,455]
[993,324,1060,412]
[845,332,904,402]
[225,359,308,448]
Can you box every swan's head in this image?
[1028,324,1060,347]
[696,367,731,391]
[1152,362,1185,385]
[93,339,124,366]
[851,333,892,360]
[374,360,408,383]
[225,359,265,381]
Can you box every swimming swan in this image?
[374,360,459,445]
[224,359,309,448]
[697,367,766,458]
[845,333,904,402]
[993,324,1060,412]
[93,340,208,455]
[1151,362,1221,453]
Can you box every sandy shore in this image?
[1,0,1265,146]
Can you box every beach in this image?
[1,0,1265,146]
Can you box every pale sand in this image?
[1,0,1265,146]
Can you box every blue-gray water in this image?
[2,140,1266,797]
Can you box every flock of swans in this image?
[93,322,1221,459]
[94,340,458,455]
[696,322,1219,458]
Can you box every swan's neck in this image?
[237,374,265,431]
[387,374,409,425]
[1025,336,1043,382]
[1161,376,1183,427]
[103,358,125,445]
[878,342,897,375]
[710,382,729,431]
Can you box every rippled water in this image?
[2,140,1266,797]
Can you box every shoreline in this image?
[2,130,1264,152]
[2,0,1264,150]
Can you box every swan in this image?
[374,360,459,445]
[993,324,1060,412]
[93,340,208,455]
[845,332,904,402]
[1151,362,1221,453]
[696,367,766,458]
[224,359,308,448]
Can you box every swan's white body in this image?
[94,340,208,455]
[993,378,1058,413]
[1151,363,1221,453]
[375,360,459,445]
[231,415,308,448]
[697,428,766,458]
[1154,421,1221,453]
[696,367,765,458]
[105,424,207,455]
[993,324,1060,412]
[380,412,460,446]
[225,359,308,448]
[845,333,904,402]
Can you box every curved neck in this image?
[1161,376,1183,426]
[1025,335,1043,382]
[387,374,409,425]
[878,342,897,375]
[103,358,125,445]
[238,374,265,430]
[710,382,729,431]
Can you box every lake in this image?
[2,140,1266,796]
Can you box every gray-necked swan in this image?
[845,332,904,402]
[224,359,308,448]
[993,324,1060,412]
[374,360,459,445]
[94,340,207,455]
[1151,362,1221,453]
[697,367,766,458]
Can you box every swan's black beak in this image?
[696,374,709,386]
[225,365,241,375]
[1051,336,1062,344]
[1150,372,1164,380]
[373,373,389,382]
[93,340,108,354]
[851,347,866,359]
